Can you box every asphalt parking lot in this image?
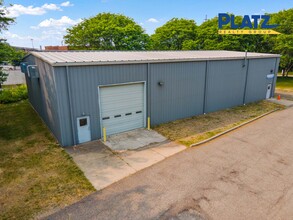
[3,68,25,85]
[47,106,293,220]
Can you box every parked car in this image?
[0,62,14,71]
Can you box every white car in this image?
[0,65,14,71]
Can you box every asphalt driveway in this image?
[47,107,293,220]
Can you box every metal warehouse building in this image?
[22,51,280,147]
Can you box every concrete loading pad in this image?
[66,136,185,190]
[104,128,167,151]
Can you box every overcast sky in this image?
[1,0,292,48]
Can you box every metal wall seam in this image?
[271,57,280,98]
[243,59,250,104]
[51,66,64,144]
[147,63,151,122]
[203,60,209,114]
[65,66,77,146]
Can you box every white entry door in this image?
[77,116,91,144]
[99,83,145,136]
[266,83,272,99]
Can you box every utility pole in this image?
[204,15,208,22]
[31,39,34,49]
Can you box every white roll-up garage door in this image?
[99,82,145,136]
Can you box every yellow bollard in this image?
[103,127,107,142]
[147,117,151,130]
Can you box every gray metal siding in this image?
[53,67,73,146]
[26,54,279,147]
[150,62,206,125]
[205,60,247,113]
[245,58,277,103]
[23,56,62,143]
[271,58,280,98]
[36,59,61,141]
[54,64,147,146]
[23,55,39,110]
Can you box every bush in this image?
[0,85,28,104]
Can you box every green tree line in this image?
[0,0,14,88]
[65,9,292,75]
[0,0,26,88]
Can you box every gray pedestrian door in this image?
[266,83,272,99]
[99,83,145,136]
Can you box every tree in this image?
[150,18,197,50]
[0,41,14,60]
[274,35,293,76]
[0,0,15,89]
[193,16,271,52]
[64,13,149,50]
[0,67,8,90]
[0,42,12,89]
[10,49,26,67]
[269,9,293,76]
[0,0,14,33]
[0,43,25,89]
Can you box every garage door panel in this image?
[101,103,143,110]
[101,111,143,119]
[102,113,143,125]
[101,95,143,103]
[102,116,144,134]
[100,83,145,136]
[100,105,143,114]
[103,118,143,128]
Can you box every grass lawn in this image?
[276,76,293,92]
[0,101,95,219]
[153,100,285,146]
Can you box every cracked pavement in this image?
[46,107,293,220]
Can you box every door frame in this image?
[76,115,91,144]
[97,81,147,138]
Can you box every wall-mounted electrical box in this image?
[20,62,28,74]
[27,65,39,78]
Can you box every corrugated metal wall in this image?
[150,62,206,125]
[53,67,73,146]
[245,58,279,103]
[24,55,39,109]
[54,64,147,146]
[205,60,247,112]
[25,56,279,147]
[23,56,62,143]
[271,58,280,96]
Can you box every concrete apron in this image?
[267,98,293,107]
[104,128,167,151]
[65,130,186,191]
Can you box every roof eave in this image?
[50,55,282,67]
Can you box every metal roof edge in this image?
[51,55,281,67]
[22,53,33,61]
[29,51,56,65]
